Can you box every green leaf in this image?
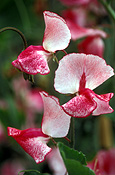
[65,159,95,175]
[58,142,87,165]
[58,142,95,175]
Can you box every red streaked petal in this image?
[62,89,97,118]
[43,11,71,52]
[7,127,51,164]
[54,53,114,94]
[13,45,52,75]
[40,91,71,138]
[92,93,114,115]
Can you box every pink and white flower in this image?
[62,8,107,41]
[7,91,71,163]
[12,11,71,75]
[87,148,115,175]
[0,159,24,175]
[54,53,114,118]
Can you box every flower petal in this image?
[12,59,23,72]
[40,91,71,138]
[43,11,71,52]
[54,53,114,94]
[54,53,86,94]
[7,127,51,164]
[78,36,104,57]
[12,45,52,75]
[62,88,97,118]
[66,20,107,40]
[92,93,114,115]
[84,55,114,90]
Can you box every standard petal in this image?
[43,11,71,52]
[54,53,114,94]
[7,127,51,164]
[62,88,97,118]
[14,45,52,75]
[92,93,114,115]
[40,91,71,138]
[84,54,114,90]
[54,53,86,94]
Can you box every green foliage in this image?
[58,142,95,175]
[58,142,87,165]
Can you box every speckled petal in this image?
[40,91,71,138]
[62,88,97,118]
[12,59,24,72]
[12,45,52,75]
[43,11,71,52]
[7,127,51,164]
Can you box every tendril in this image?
[0,27,27,49]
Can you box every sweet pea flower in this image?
[12,11,71,75]
[62,8,107,40]
[7,91,71,163]
[54,53,114,118]
[78,36,104,57]
[0,159,24,175]
[87,148,115,175]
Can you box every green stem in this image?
[70,117,75,148]
[98,0,115,22]
[0,27,27,49]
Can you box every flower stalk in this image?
[0,27,27,49]
[98,0,115,22]
[70,117,75,148]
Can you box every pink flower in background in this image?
[59,0,90,6]
[62,8,89,28]
[62,8,107,40]
[78,36,104,57]
[12,76,43,127]
[87,148,115,175]
[47,148,67,175]
[12,11,71,75]
[54,53,114,118]
[0,159,24,175]
[7,91,71,163]
[26,88,43,112]
[0,123,6,142]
